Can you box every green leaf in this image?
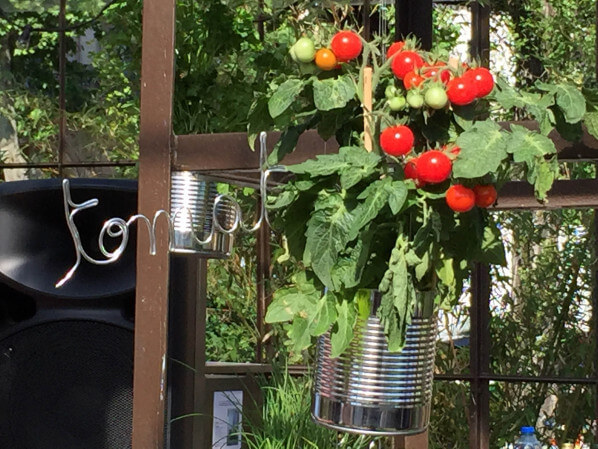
[386,181,408,215]
[333,226,374,289]
[247,96,273,151]
[453,120,508,179]
[538,82,586,124]
[348,178,391,240]
[330,299,356,358]
[377,237,415,352]
[584,111,598,140]
[268,79,304,119]
[472,224,506,266]
[313,75,356,111]
[304,192,354,289]
[265,285,319,323]
[288,317,311,353]
[286,152,347,177]
[267,123,308,166]
[339,147,381,189]
[307,292,338,336]
[533,158,558,201]
[506,124,556,167]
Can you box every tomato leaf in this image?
[584,110,598,140]
[506,124,556,167]
[268,78,305,118]
[453,120,508,179]
[313,75,356,111]
[265,284,320,323]
[304,192,354,289]
[307,292,338,337]
[330,299,357,358]
[348,178,392,240]
[386,181,408,215]
[537,82,586,124]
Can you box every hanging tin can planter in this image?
[311,290,437,435]
[170,171,238,258]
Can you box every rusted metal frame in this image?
[256,199,271,363]
[395,0,433,50]
[436,373,598,384]
[132,0,176,447]
[0,161,137,169]
[362,0,371,41]
[173,125,598,172]
[58,0,67,177]
[594,183,598,440]
[470,2,490,66]
[469,263,491,449]
[167,255,202,449]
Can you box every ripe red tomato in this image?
[473,184,497,208]
[379,125,414,156]
[417,150,452,183]
[446,184,475,212]
[386,41,405,59]
[403,158,426,187]
[403,71,424,90]
[446,77,477,106]
[422,65,451,84]
[330,30,362,62]
[463,67,495,98]
[391,51,424,79]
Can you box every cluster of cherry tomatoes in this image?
[289,30,363,70]
[379,124,497,212]
[385,41,494,110]
[380,41,498,213]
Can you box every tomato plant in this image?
[315,48,337,71]
[391,51,424,79]
[422,65,451,84]
[406,90,424,108]
[473,184,498,207]
[293,37,316,63]
[403,158,426,187]
[446,77,477,106]
[403,71,424,90]
[446,185,476,212]
[379,125,414,156]
[424,85,448,109]
[417,150,452,183]
[387,96,406,111]
[330,30,362,62]
[464,67,495,98]
[386,41,405,59]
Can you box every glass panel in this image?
[489,209,595,378]
[429,381,470,449]
[490,382,596,448]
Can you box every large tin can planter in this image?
[311,290,437,435]
[170,171,237,258]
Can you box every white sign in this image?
[212,390,243,449]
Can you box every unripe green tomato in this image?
[387,96,406,111]
[406,90,424,109]
[289,44,299,63]
[294,37,316,63]
[424,86,449,109]
[385,85,398,100]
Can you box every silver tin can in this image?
[170,171,236,258]
[312,290,437,435]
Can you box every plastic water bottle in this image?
[514,426,541,449]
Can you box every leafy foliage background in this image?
[1,1,597,448]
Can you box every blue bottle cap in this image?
[521,426,535,434]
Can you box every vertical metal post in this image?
[362,0,371,41]
[193,260,210,448]
[470,2,490,66]
[132,0,176,447]
[594,204,598,440]
[58,0,66,177]
[470,263,491,449]
[256,199,271,363]
[395,0,433,50]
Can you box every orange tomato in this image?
[315,48,337,71]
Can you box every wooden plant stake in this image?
[363,66,373,152]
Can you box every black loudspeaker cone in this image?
[0,320,133,449]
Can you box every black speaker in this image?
[0,179,137,449]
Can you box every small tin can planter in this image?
[170,171,237,258]
[311,290,437,435]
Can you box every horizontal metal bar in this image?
[0,161,137,169]
[492,179,598,210]
[174,123,598,172]
[435,373,598,384]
